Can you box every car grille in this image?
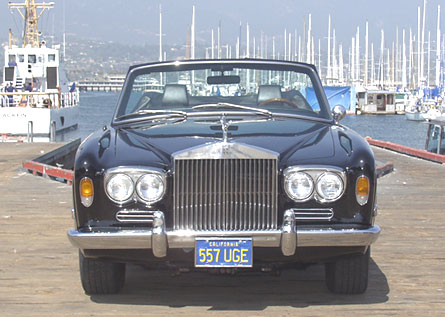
[173,158,278,231]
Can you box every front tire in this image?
[325,247,370,294]
[79,251,126,295]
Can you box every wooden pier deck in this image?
[0,143,444,316]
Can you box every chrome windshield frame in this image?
[111,59,334,128]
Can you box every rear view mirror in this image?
[207,75,240,85]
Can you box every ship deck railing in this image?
[0,90,79,108]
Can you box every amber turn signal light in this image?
[356,175,369,206]
[80,177,94,207]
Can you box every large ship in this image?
[0,0,79,141]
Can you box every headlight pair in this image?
[105,168,166,204]
[284,167,346,203]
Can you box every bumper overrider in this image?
[68,209,380,258]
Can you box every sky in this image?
[0,0,443,52]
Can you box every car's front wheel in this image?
[79,251,126,295]
[325,247,370,294]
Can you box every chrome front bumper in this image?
[68,210,381,258]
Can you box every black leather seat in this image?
[257,85,282,106]
[161,84,189,107]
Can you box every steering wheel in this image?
[259,98,298,108]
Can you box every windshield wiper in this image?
[192,103,273,118]
[116,109,187,121]
[114,109,188,127]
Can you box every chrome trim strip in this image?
[292,208,334,221]
[297,226,381,247]
[67,225,381,250]
[116,210,155,223]
[173,142,279,160]
[68,229,153,249]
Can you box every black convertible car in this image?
[68,59,380,295]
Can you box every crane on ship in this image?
[8,0,54,48]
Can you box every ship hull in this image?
[0,106,78,137]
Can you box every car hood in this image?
[107,117,335,168]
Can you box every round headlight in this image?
[285,172,314,201]
[316,172,344,201]
[106,174,134,202]
[136,174,165,203]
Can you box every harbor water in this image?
[61,91,429,151]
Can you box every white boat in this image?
[0,0,79,141]
[422,108,442,121]
[405,97,444,121]
[405,109,424,121]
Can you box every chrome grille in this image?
[173,158,278,231]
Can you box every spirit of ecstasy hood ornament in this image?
[220,114,231,143]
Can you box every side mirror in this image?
[332,105,346,123]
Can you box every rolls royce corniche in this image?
[68,59,380,295]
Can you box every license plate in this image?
[195,238,253,267]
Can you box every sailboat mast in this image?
[409,29,414,88]
[217,21,221,59]
[403,29,407,88]
[391,42,395,86]
[365,21,369,87]
[427,31,431,86]
[356,27,360,84]
[327,15,331,84]
[332,29,337,81]
[246,23,250,58]
[284,28,287,60]
[211,29,215,59]
[306,14,311,64]
[396,27,399,85]
[351,37,355,84]
[191,6,195,59]
[159,5,163,62]
[421,0,427,85]
[339,43,344,83]
[436,5,441,87]
[380,29,385,88]
[371,42,375,85]
[417,6,421,87]
[289,32,292,61]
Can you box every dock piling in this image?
[50,120,56,142]
[27,121,33,143]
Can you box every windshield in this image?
[114,61,331,122]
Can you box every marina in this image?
[76,0,445,119]
[0,142,444,315]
